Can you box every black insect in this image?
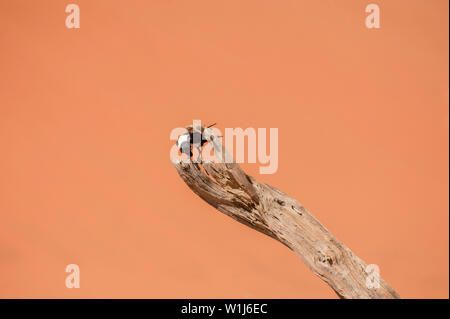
[176,123,216,160]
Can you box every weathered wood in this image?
[172,125,400,299]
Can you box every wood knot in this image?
[315,246,338,267]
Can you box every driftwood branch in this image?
[172,125,400,299]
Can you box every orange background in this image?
[0,0,448,298]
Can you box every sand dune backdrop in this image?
[0,0,448,298]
